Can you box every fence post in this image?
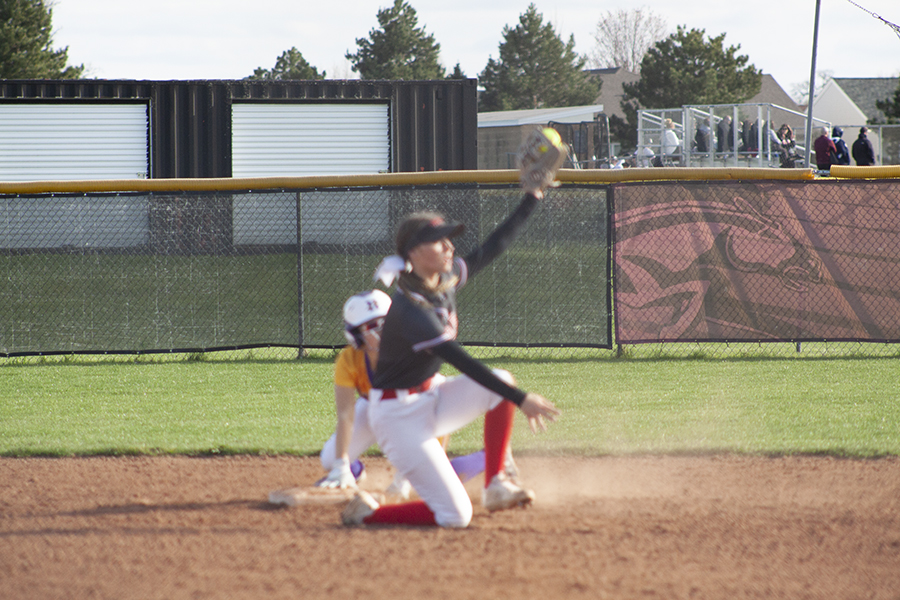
[296,190,305,359]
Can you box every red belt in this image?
[379,376,435,400]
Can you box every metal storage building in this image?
[0,79,478,180]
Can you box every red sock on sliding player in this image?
[483,400,515,486]
[364,501,437,526]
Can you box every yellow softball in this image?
[540,127,562,152]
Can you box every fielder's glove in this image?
[517,127,568,194]
[317,457,357,489]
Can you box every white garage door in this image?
[231,103,390,177]
[0,104,149,181]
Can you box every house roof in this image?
[748,75,800,111]
[477,104,606,128]
[588,69,798,117]
[831,77,900,122]
[475,71,800,129]
[587,67,640,121]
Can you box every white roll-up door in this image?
[231,103,390,177]
[0,104,149,181]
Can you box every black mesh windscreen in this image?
[0,185,612,356]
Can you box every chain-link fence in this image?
[0,184,611,358]
[3,177,899,361]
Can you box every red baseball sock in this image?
[364,501,437,526]
[483,400,515,486]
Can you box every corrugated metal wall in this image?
[393,80,478,172]
[149,82,231,178]
[0,79,477,178]
[0,103,149,180]
[231,103,390,177]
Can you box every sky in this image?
[51,0,900,102]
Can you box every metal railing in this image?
[638,104,832,169]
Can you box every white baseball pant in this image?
[368,370,512,528]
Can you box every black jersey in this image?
[371,193,539,404]
[372,265,463,390]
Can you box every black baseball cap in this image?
[402,216,465,256]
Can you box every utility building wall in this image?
[0,79,478,180]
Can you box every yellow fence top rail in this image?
[827,165,900,180]
[0,166,844,195]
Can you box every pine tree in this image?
[346,0,444,80]
[614,26,761,150]
[249,48,324,80]
[874,81,900,166]
[479,4,598,111]
[0,0,84,78]
[446,63,467,80]
[623,27,761,110]
[875,81,900,124]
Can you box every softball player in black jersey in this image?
[341,182,562,527]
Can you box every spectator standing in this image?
[778,124,796,149]
[716,116,733,153]
[813,127,837,172]
[748,120,761,153]
[852,127,875,166]
[694,119,711,153]
[832,127,851,165]
[731,119,744,152]
[739,120,753,153]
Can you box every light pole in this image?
[804,0,822,168]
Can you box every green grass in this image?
[1,239,610,353]
[1,253,302,351]
[2,348,898,458]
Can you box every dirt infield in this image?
[2,454,899,599]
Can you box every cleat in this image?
[482,474,535,512]
[385,474,412,501]
[503,448,521,485]
[341,490,380,526]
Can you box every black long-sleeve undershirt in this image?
[431,340,526,406]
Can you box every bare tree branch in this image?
[590,7,667,73]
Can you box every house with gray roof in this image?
[814,77,899,125]
[813,77,900,164]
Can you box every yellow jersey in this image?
[333,345,373,398]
